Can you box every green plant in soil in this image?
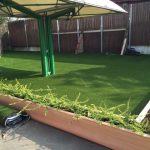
[0,80,150,135]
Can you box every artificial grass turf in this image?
[0,51,150,114]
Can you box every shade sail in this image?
[0,0,126,18]
[113,0,149,4]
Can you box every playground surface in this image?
[0,52,150,114]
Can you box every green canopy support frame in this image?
[1,0,50,76]
[49,19,55,75]
[0,0,126,77]
[1,0,40,18]
[38,17,51,76]
[1,0,76,76]
[37,7,75,76]
[1,0,56,76]
[46,16,55,75]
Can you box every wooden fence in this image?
[6,2,150,53]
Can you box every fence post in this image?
[77,19,80,39]
[100,16,103,53]
[24,20,28,48]
[56,20,61,53]
[128,4,133,48]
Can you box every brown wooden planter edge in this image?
[0,95,150,150]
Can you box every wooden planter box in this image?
[0,95,150,150]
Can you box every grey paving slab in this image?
[0,120,110,150]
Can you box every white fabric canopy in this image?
[69,0,126,13]
[0,0,126,18]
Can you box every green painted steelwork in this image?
[47,16,55,75]
[1,0,123,76]
[45,16,51,74]
[1,0,53,76]
[49,7,75,19]
[22,4,72,6]
[0,0,76,76]
[1,0,51,76]
[37,17,50,76]
[1,0,40,18]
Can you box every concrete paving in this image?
[0,120,110,150]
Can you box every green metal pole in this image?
[37,17,50,76]
[1,0,40,18]
[47,16,55,75]
[45,16,51,74]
